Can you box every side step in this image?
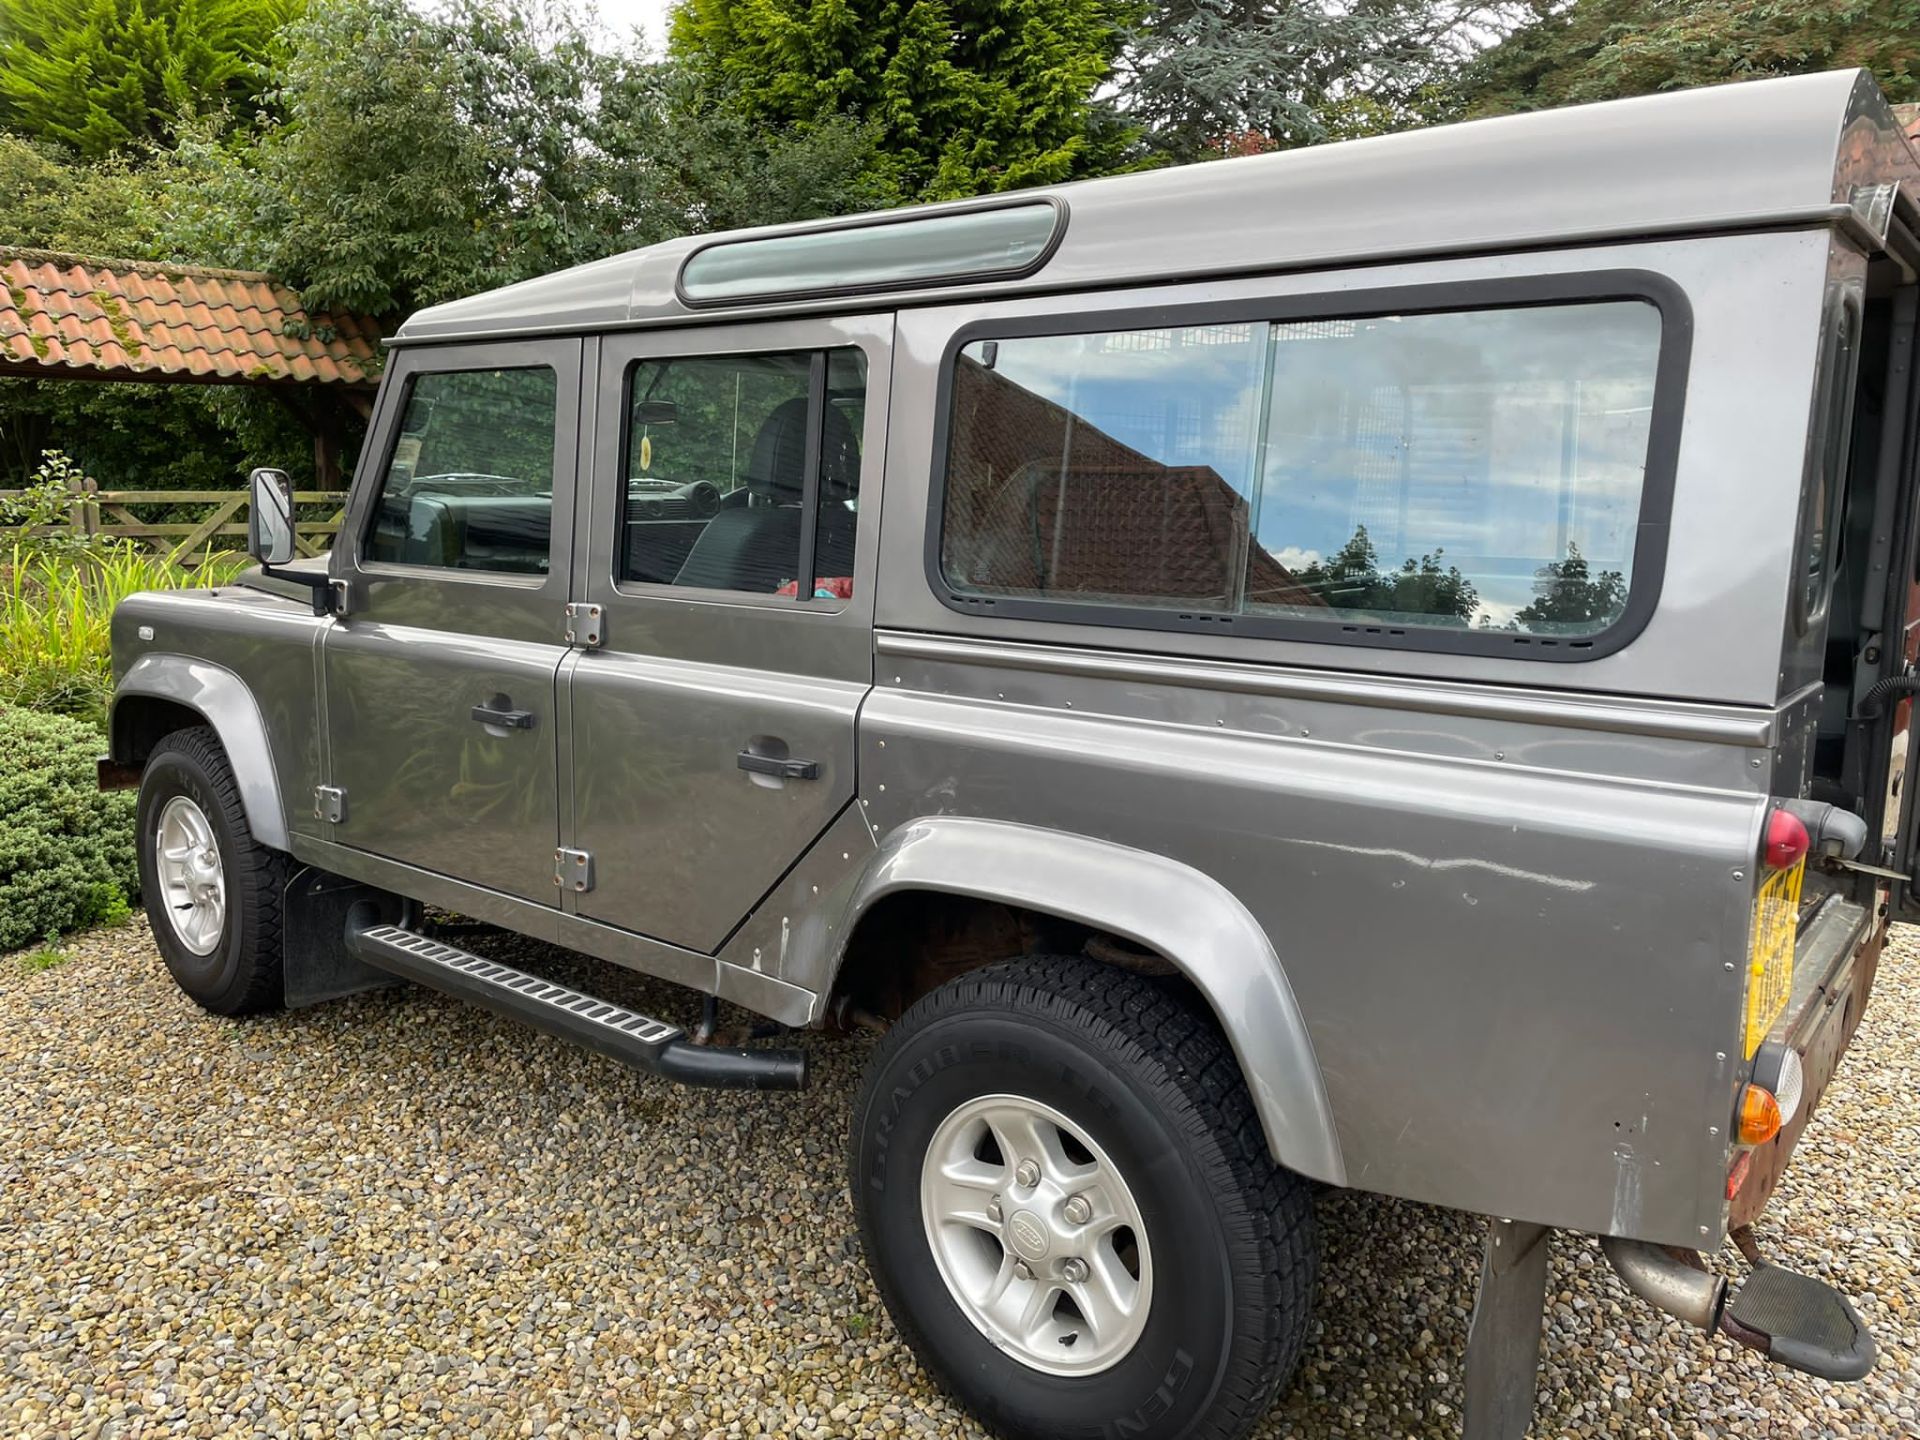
[345,923,808,1091]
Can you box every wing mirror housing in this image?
[246,466,336,617]
[248,466,297,566]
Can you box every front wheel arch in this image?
[110,654,291,852]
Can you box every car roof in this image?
[395,68,1917,346]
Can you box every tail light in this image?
[1726,1150,1752,1199]
[1763,808,1810,871]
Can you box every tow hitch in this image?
[1601,1232,1876,1381]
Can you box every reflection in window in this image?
[366,367,557,574]
[940,302,1663,639]
[622,349,865,596]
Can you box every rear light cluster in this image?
[1763,808,1810,871]
[1726,1044,1806,1198]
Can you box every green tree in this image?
[669,0,1142,202]
[1120,0,1499,159]
[0,0,303,158]
[1453,0,1920,117]
[224,0,887,318]
[1294,524,1480,622]
[1511,541,1627,629]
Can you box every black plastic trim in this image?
[922,269,1695,664]
[674,195,1069,310]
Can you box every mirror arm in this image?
[257,563,337,618]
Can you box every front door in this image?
[566,316,890,951]
[323,338,581,903]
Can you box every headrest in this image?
[743,397,860,501]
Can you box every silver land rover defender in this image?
[105,69,1919,1440]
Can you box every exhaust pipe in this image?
[1600,1237,1727,1331]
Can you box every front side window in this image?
[365,366,558,574]
[940,299,1665,644]
[621,348,866,597]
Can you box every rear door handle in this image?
[737,751,819,780]
[471,704,536,730]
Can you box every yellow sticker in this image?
[1743,860,1802,1057]
[639,434,652,471]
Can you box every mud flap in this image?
[283,867,408,1008]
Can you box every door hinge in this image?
[313,785,346,823]
[563,602,604,648]
[554,847,594,893]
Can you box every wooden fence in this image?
[0,477,348,565]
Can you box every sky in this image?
[588,0,678,53]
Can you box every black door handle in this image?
[737,750,819,780]
[471,704,536,730]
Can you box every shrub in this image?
[0,707,138,950]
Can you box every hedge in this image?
[0,706,137,949]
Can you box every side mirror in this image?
[247,467,296,567]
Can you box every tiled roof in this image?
[0,247,381,386]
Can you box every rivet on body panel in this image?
[1731,870,1745,881]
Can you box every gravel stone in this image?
[2,917,1916,1438]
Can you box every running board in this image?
[344,923,808,1091]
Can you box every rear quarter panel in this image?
[863,231,1833,1245]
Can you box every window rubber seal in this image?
[920,268,1694,665]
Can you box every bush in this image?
[0,707,138,950]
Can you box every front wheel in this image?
[136,726,290,1015]
[850,955,1318,1440]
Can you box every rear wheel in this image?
[136,726,290,1015]
[850,955,1318,1440]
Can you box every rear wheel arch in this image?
[824,818,1345,1186]
[110,655,291,852]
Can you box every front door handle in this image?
[471,703,536,730]
[737,751,819,780]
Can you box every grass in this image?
[17,946,68,972]
[0,541,246,723]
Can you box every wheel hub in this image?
[154,796,226,957]
[919,1093,1153,1376]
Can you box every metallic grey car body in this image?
[110,70,1917,1250]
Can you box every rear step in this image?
[345,923,808,1091]
[1602,1237,1876,1382]
[1722,1261,1876,1381]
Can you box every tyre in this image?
[850,954,1318,1440]
[135,726,291,1015]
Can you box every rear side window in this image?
[365,366,558,574]
[938,299,1666,647]
[620,348,866,598]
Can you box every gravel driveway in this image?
[4,920,1917,1439]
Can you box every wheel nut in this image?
[1014,1159,1040,1188]
[986,1197,1003,1224]
[1062,1194,1092,1226]
[1013,1260,1034,1282]
[1060,1257,1088,1283]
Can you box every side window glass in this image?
[940,301,1663,642]
[621,347,865,597]
[365,367,558,574]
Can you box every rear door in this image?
[323,339,580,903]
[563,315,889,951]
